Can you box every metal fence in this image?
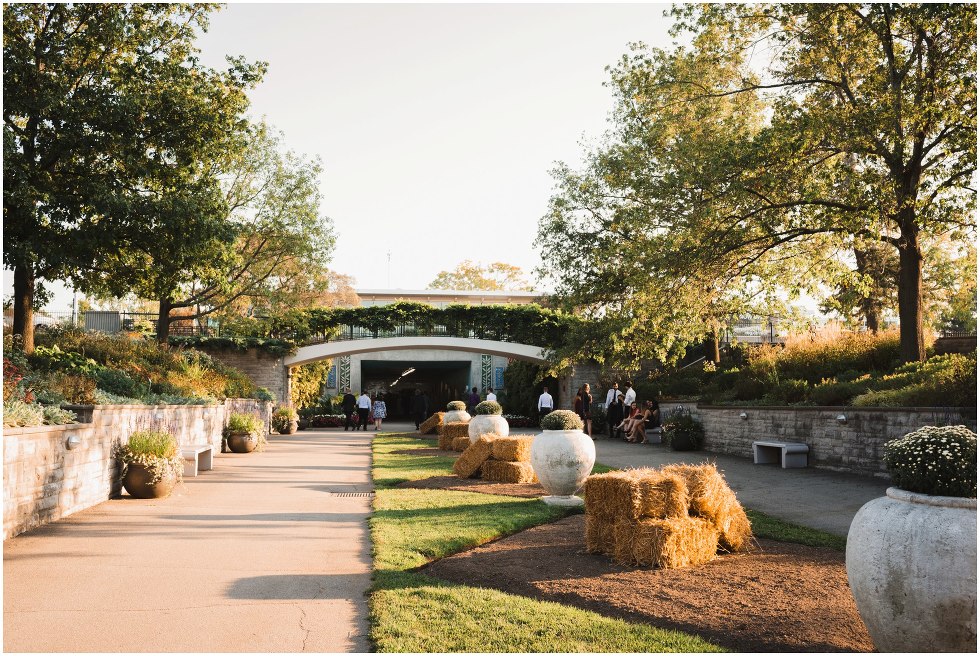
[2,310,211,336]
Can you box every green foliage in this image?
[883,426,977,497]
[474,400,502,416]
[271,405,299,433]
[113,430,183,484]
[169,335,296,356]
[94,368,149,399]
[2,399,45,427]
[428,260,533,291]
[49,373,97,405]
[762,379,810,405]
[254,387,276,403]
[501,360,557,423]
[226,413,262,435]
[289,360,331,409]
[744,510,847,551]
[446,401,466,412]
[809,379,873,406]
[42,405,77,425]
[663,413,705,451]
[28,345,103,376]
[540,410,584,431]
[851,354,977,407]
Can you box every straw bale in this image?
[490,436,534,462]
[584,515,618,555]
[451,436,471,452]
[437,432,453,450]
[613,516,719,569]
[452,436,494,479]
[419,412,444,435]
[480,460,538,484]
[582,469,688,522]
[661,463,753,552]
[442,421,470,440]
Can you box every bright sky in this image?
[5,1,680,310]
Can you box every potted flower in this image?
[225,412,264,453]
[468,400,509,443]
[529,410,595,506]
[271,406,299,435]
[443,400,470,424]
[662,413,704,451]
[846,425,977,653]
[113,430,183,499]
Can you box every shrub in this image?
[2,399,45,427]
[446,401,466,412]
[763,378,810,405]
[28,345,103,376]
[49,372,97,404]
[93,389,143,405]
[43,405,77,425]
[809,379,872,406]
[226,413,262,435]
[113,430,183,485]
[733,376,767,401]
[95,368,149,399]
[540,409,584,431]
[662,413,705,451]
[753,326,902,384]
[853,353,977,407]
[255,387,276,403]
[271,406,299,433]
[474,400,502,415]
[883,425,977,497]
[502,414,536,428]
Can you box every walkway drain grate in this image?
[332,492,375,498]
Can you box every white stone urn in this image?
[530,429,595,506]
[846,487,977,653]
[443,410,470,424]
[469,414,509,443]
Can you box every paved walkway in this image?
[508,428,890,537]
[3,429,374,653]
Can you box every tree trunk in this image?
[12,265,36,354]
[156,297,172,346]
[710,323,721,363]
[896,227,926,362]
[853,247,881,333]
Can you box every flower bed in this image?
[503,414,536,428]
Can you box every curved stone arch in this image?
[284,336,549,367]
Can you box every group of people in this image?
[534,380,660,443]
[340,389,388,431]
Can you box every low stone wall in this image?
[200,348,290,405]
[691,405,977,477]
[3,399,270,540]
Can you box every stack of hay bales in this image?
[480,436,537,483]
[418,412,444,435]
[451,435,471,452]
[439,421,469,451]
[583,464,751,569]
[452,436,494,478]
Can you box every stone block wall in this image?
[692,405,977,477]
[3,399,270,540]
[200,348,290,405]
[557,360,602,410]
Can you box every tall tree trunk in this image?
[853,247,881,333]
[709,322,721,363]
[896,225,925,362]
[12,265,36,354]
[156,297,172,346]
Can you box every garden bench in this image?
[181,445,214,477]
[752,441,809,469]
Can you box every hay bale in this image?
[661,463,753,552]
[437,432,453,450]
[613,516,719,569]
[584,515,617,555]
[582,469,688,522]
[480,460,538,484]
[490,436,534,462]
[419,412,444,435]
[452,436,494,479]
[451,436,471,452]
[442,421,469,440]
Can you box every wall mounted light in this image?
[65,434,82,450]
[739,412,748,420]
[836,414,847,424]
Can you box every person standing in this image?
[372,393,387,431]
[573,387,583,421]
[581,383,594,438]
[607,391,625,439]
[466,386,480,414]
[356,391,372,431]
[412,388,429,429]
[537,386,554,421]
[486,387,497,402]
[342,389,357,431]
[622,380,636,408]
[604,382,619,407]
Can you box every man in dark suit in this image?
[341,389,357,431]
[412,388,429,429]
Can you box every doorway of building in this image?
[360,360,471,419]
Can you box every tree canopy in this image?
[537,3,976,365]
[429,260,534,292]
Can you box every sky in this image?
[5,1,682,310]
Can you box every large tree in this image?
[3,3,263,352]
[80,123,337,342]
[538,3,976,363]
[429,260,534,292]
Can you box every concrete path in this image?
[3,429,374,653]
[508,428,890,537]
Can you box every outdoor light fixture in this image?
[401,367,416,377]
[65,434,81,450]
[836,414,847,424]
[739,412,748,420]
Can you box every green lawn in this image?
[368,434,727,652]
[746,509,847,551]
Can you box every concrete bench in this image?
[753,441,809,468]
[181,445,214,477]
[644,427,663,444]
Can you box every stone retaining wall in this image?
[198,347,290,404]
[3,399,270,540]
[689,405,977,477]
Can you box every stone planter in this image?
[846,487,977,652]
[227,431,259,453]
[469,414,509,443]
[122,462,177,499]
[530,429,596,506]
[281,420,298,435]
[443,410,470,424]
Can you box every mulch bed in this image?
[422,514,873,653]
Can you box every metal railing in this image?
[2,310,211,336]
